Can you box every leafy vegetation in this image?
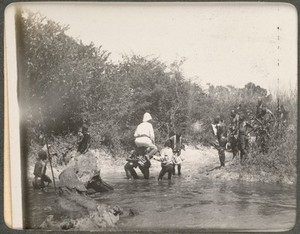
[18,11,296,182]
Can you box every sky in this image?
[13,2,298,93]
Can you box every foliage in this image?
[19,11,296,181]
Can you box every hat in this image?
[143,112,152,122]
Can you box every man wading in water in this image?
[168,133,185,175]
[153,140,175,180]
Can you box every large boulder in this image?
[76,153,98,183]
[86,172,114,194]
[39,205,120,231]
[66,153,113,194]
[58,167,87,193]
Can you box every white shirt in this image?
[134,122,155,143]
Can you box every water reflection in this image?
[25,174,296,231]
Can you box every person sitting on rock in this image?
[77,125,91,154]
[153,140,175,180]
[32,150,52,189]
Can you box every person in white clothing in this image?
[134,112,158,161]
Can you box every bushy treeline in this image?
[18,10,296,170]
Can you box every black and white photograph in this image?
[4,2,297,231]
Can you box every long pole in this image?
[39,108,57,192]
[43,134,57,192]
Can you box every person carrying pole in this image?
[32,150,52,190]
[39,108,57,192]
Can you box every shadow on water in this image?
[25,173,296,231]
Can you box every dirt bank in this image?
[182,146,296,185]
[27,145,295,186]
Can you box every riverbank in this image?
[100,145,296,185]
[27,145,296,186]
[25,145,296,231]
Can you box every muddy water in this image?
[26,171,296,231]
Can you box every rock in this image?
[103,210,119,227]
[76,154,98,183]
[59,189,100,211]
[39,215,58,229]
[58,167,87,192]
[72,206,120,230]
[86,172,114,194]
[60,220,75,230]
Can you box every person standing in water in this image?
[168,133,185,175]
[153,140,174,180]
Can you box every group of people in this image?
[33,98,288,189]
[32,124,92,190]
[212,109,252,168]
[33,112,185,190]
[211,98,288,168]
[124,112,185,180]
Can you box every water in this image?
[25,172,296,231]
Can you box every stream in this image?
[25,171,296,231]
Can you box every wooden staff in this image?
[39,108,57,192]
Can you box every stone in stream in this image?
[58,165,111,212]
[58,167,87,193]
[39,206,121,231]
[86,172,114,194]
[65,153,114,194]
[60,219,75,230]
[40,152,121,230]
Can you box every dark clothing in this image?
[124,162,139,179]
[33,160,45,177]
[158,164,173,180]
[169,135,184,175]
[32,160,52,189]
[77,132,91,154]
[124,162,151,179]
[228,134,239,159]
[173,163,181,175]
[169,135,183,153]
[216,122,227,167]
[216,122,227,142]
[32,174,52,189]
[238,135,247,160]
[124,148,151,179]
[228,113,239,159]
[237,121,250,160]
[218,149,225,167]
[217,136,227,167]
[139,164,150,179]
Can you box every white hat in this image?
[143,112,152,122]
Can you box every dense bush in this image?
[17,10,296,179]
